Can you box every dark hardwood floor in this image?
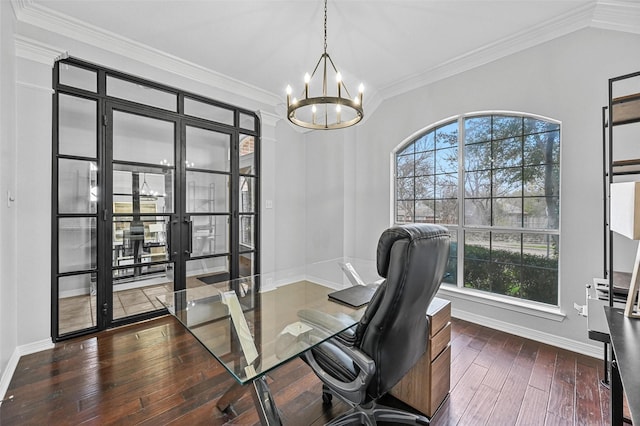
[0,315,615,425]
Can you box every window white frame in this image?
[391,111,562,310]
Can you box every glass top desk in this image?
[157,259,378,425]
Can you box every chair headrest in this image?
[376,224,449,278]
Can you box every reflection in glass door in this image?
[54,90,99,336]
[184,125,232,289]
[109,109,177,321]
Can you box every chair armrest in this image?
[303,337,375,405]
[297,308,357,344]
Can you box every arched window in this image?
[394,113,560,305]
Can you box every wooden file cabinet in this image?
[389,297,451,417]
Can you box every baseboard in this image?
[450,308,603,360]
[0,339,54,401]
[0,350,20,402]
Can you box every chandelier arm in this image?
[325,54,354,99]
[297,53,327,99]
[309,53,326,80]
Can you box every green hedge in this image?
[447,243,558,305]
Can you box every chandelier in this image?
[286,0,364,130]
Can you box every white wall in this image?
[0,0,18,386]
[271,120,306,272]
[15,58,53,345]
[342,27,640,351]
[303,127,362,263]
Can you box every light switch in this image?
[266,200,273,209]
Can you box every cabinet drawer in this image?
[429,344,451,415]
[428,322,451,361]
[428,297,451,336]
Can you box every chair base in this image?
[324,388,429,426]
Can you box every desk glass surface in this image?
[158,277,368,385]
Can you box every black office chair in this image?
[302,224,450,425]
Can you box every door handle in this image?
[185,219,193,256]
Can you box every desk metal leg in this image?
[217,380,248,414]
[252,376,282,426]
[601,343,610,387]
[611,358,623,425]
[217,377,282,426]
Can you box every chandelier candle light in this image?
[286,0,364,130]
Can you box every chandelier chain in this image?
[323,0,327,54]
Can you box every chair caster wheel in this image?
[322,392,333,405]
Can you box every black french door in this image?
[52,58,260,341]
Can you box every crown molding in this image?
[259,110,281,129]
[8,0,23,21]
[9,0,639,113]
[592,0,640,34]
[11,0,281,108]
[379,2,597,100]
[14,34,66,66]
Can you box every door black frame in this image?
[52,57,260,341]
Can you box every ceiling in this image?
[14,0,640,112]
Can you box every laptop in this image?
[328,284,377,308]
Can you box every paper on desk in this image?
[283,321,313,337]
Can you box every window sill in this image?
[438,284,566,322]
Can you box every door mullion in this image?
[99,101,113,329]
[175,118,187,290]
[230,127,240,278]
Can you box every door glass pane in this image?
[58,273,96,335]
[186,172,229,213]
[239,134,256,175]
[186,126,230,172]
[59,64,97,92]
[186,257,230,289]
[239,177,255,213]
[192,215,229,257]
[113,165,174,214]
[58,159,98,214]
[239,112,255,131]
[112,111,175,165]
[59,217,96,273]
[112,217,170,267]
[240,215,254,249]
[239,252,255,277]
[184,97,234,125]
[112,262,174,320]
[107,76,177,111]
[59,94,97,158]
